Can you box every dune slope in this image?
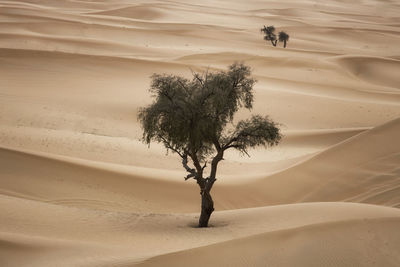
[214,118,400,209]
[137,218,400,267]
[1,200,399,267]
[1,118,398,215]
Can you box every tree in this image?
[261,25,277,47]
[138,63,282,227]
[278,31,289,48]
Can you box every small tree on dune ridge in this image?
[261,25,290,48]
[138,63,282,227]
[278,31,290,48]
[261,25,277,47]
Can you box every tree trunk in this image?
[198,190,214,227]
[284,41,287,48]
[270,40,277,47]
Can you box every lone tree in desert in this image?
[261,25,277,47]
[278,31,290,48]
[138,63,282,227]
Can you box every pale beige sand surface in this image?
[0,0,400,266]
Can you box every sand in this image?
[0,0,399,266]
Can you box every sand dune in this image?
[90,5,165,21]
[1,197,399,266]
[137,217,400,267]
[0,145,198,213]
[1,118,398,215]
[227,118,400,208]
[334,55,400,89]
[1,0,399,266]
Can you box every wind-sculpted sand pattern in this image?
[0,0,400,266]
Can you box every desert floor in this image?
[1,0,400,266]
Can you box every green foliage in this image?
[138,63,281,172]
[278,31,289,42]
[224,115,281,156]
[262,25,290,48]
[261,25,277,42]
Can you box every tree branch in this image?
[182,153,197,180]
[222,137,237,150]
[222,115,281,154]
[177,80,191,96]
[209,150,223,181]
[158,135,184,158]
[212,135,222,152]
[189,68,204,86]
[157,135,204,180]
[188,150,203,175]
[201,161,207,172]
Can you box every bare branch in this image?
[158,135,184,158]
[189,67,204,86]
[212,136,221,152]
[201,161,207,172]
[182,153,197,180]
[209,150,224,180]
[188,151,203,174]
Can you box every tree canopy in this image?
[261,25,277,46]
[278,31,290,48]
[139,63,281,170]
